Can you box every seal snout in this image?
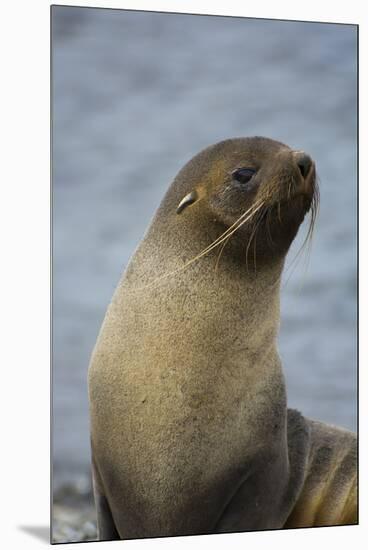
[294,151,313,179]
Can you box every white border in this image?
[1,0,365,548]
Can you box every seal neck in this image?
[127,203,285,363]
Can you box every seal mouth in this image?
[283,160,316,205]
[301,160,316,197]
[293,150,316,198]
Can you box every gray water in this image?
[52,7,357,487]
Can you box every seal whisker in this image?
[245,207,266,273]
[184,201,265,269]
[214,200,267,272]
[265,206,276,248]
[294,186,320,293]
[253,222,258,273]
[282,181,320,289]
[253,207,269,272]
[214,235,231,273]
[137,201,265,289]
[180,199,265,271]
[201,198,265,254]
[287,178,292,201]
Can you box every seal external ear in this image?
[176,190,198,214]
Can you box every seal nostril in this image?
[296,154,312,179]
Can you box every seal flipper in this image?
[214,409,310,533]
[280,408,311,521]
[284,416,357,528]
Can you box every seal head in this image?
[173,137,317,269]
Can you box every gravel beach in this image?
[52,476,97,543]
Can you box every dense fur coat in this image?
[88,138,357,540]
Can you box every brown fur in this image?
[88,137,356,540]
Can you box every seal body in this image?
[88,137,357,540]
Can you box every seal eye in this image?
[232,168,256,185]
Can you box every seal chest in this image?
[88,137,356,540]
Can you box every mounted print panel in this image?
[51,5,358,544]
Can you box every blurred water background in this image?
[52,6,357,542]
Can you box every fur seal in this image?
[88,137,357,540]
